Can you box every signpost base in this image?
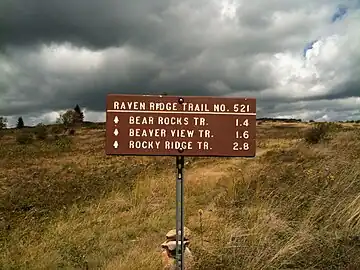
[175,155,185,270]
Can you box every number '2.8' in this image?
[233,142,249,151]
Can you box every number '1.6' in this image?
[236,130,249,139]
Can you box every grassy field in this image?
[1,122,360,269]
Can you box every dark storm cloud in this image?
[0,40,274,116]
[0,0,322,54]
[0,0,169,49]
[0,0,359,123]
[320,79,360,101]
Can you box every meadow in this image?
[1,122,360,269]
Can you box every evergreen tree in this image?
[73,104,84,123]
[17,117,24,129]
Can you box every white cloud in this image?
[265,97,360,121]
[37,43,105,74]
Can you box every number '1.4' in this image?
[235,119,249,126]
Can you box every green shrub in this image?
[16,131,34,144]
[34,123,48,140]
[54,135,72,151]
[304,122,341,144]
[50,125,64,135]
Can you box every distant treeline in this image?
[257,118,360,123]
[257,118,302,123]
[338,120,360,123]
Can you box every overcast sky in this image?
[0,0,359,126]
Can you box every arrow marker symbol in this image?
[113,141,118,149]
[114,116,119,124]
[114,129,119,136]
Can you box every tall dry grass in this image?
[1,123,360,269]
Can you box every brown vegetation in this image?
[1,122,360,269]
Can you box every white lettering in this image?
[120,102,146,110]
[234,104,250,113]
[129,128,166,137]
[233,142,249,151]
[197,141,210,150]
[213,104,226,112]
[198,130,211,138]
[182,103,209,112]
[164,141,193,150]
[114,101,119,109]
[193,117,206,126]
[129,116,154,125]
[170,129,194,138]
[129,140,155,149]
[149,102,177,111]
[158,117,188,125]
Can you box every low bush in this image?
[16,131,34,144]
[34,124,48,140]
[54,135,72,151]
[50,125,64,135]
[304,122,341,144]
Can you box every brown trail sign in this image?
[105,94,256,157]
[105,94,256,270]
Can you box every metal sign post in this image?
[175,155,185,269]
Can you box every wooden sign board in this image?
[105,94,256,157]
